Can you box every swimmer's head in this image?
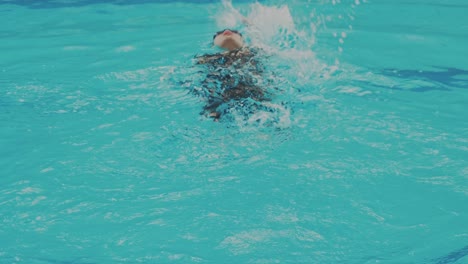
[213,29,244,51]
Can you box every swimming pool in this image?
[1,0,467,263]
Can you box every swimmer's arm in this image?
[241,17,253,27]
[226,2,252,27]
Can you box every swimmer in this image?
[194,29,269,120]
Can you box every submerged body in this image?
[194,30,270,120]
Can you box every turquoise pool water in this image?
[1,0,467,263]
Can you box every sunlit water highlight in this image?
[1,0,467,263]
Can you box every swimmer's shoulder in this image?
[195,50,230,65]
[231,46,256,57]
[195,46,261,66]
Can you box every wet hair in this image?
[213,29,243,40]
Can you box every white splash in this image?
[218,0,297,51]
[244,3,295,46]
[216,0,243,28]
[216,1,320,77]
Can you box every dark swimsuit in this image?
[194,47,269,119]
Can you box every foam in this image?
[115,45,135,53]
